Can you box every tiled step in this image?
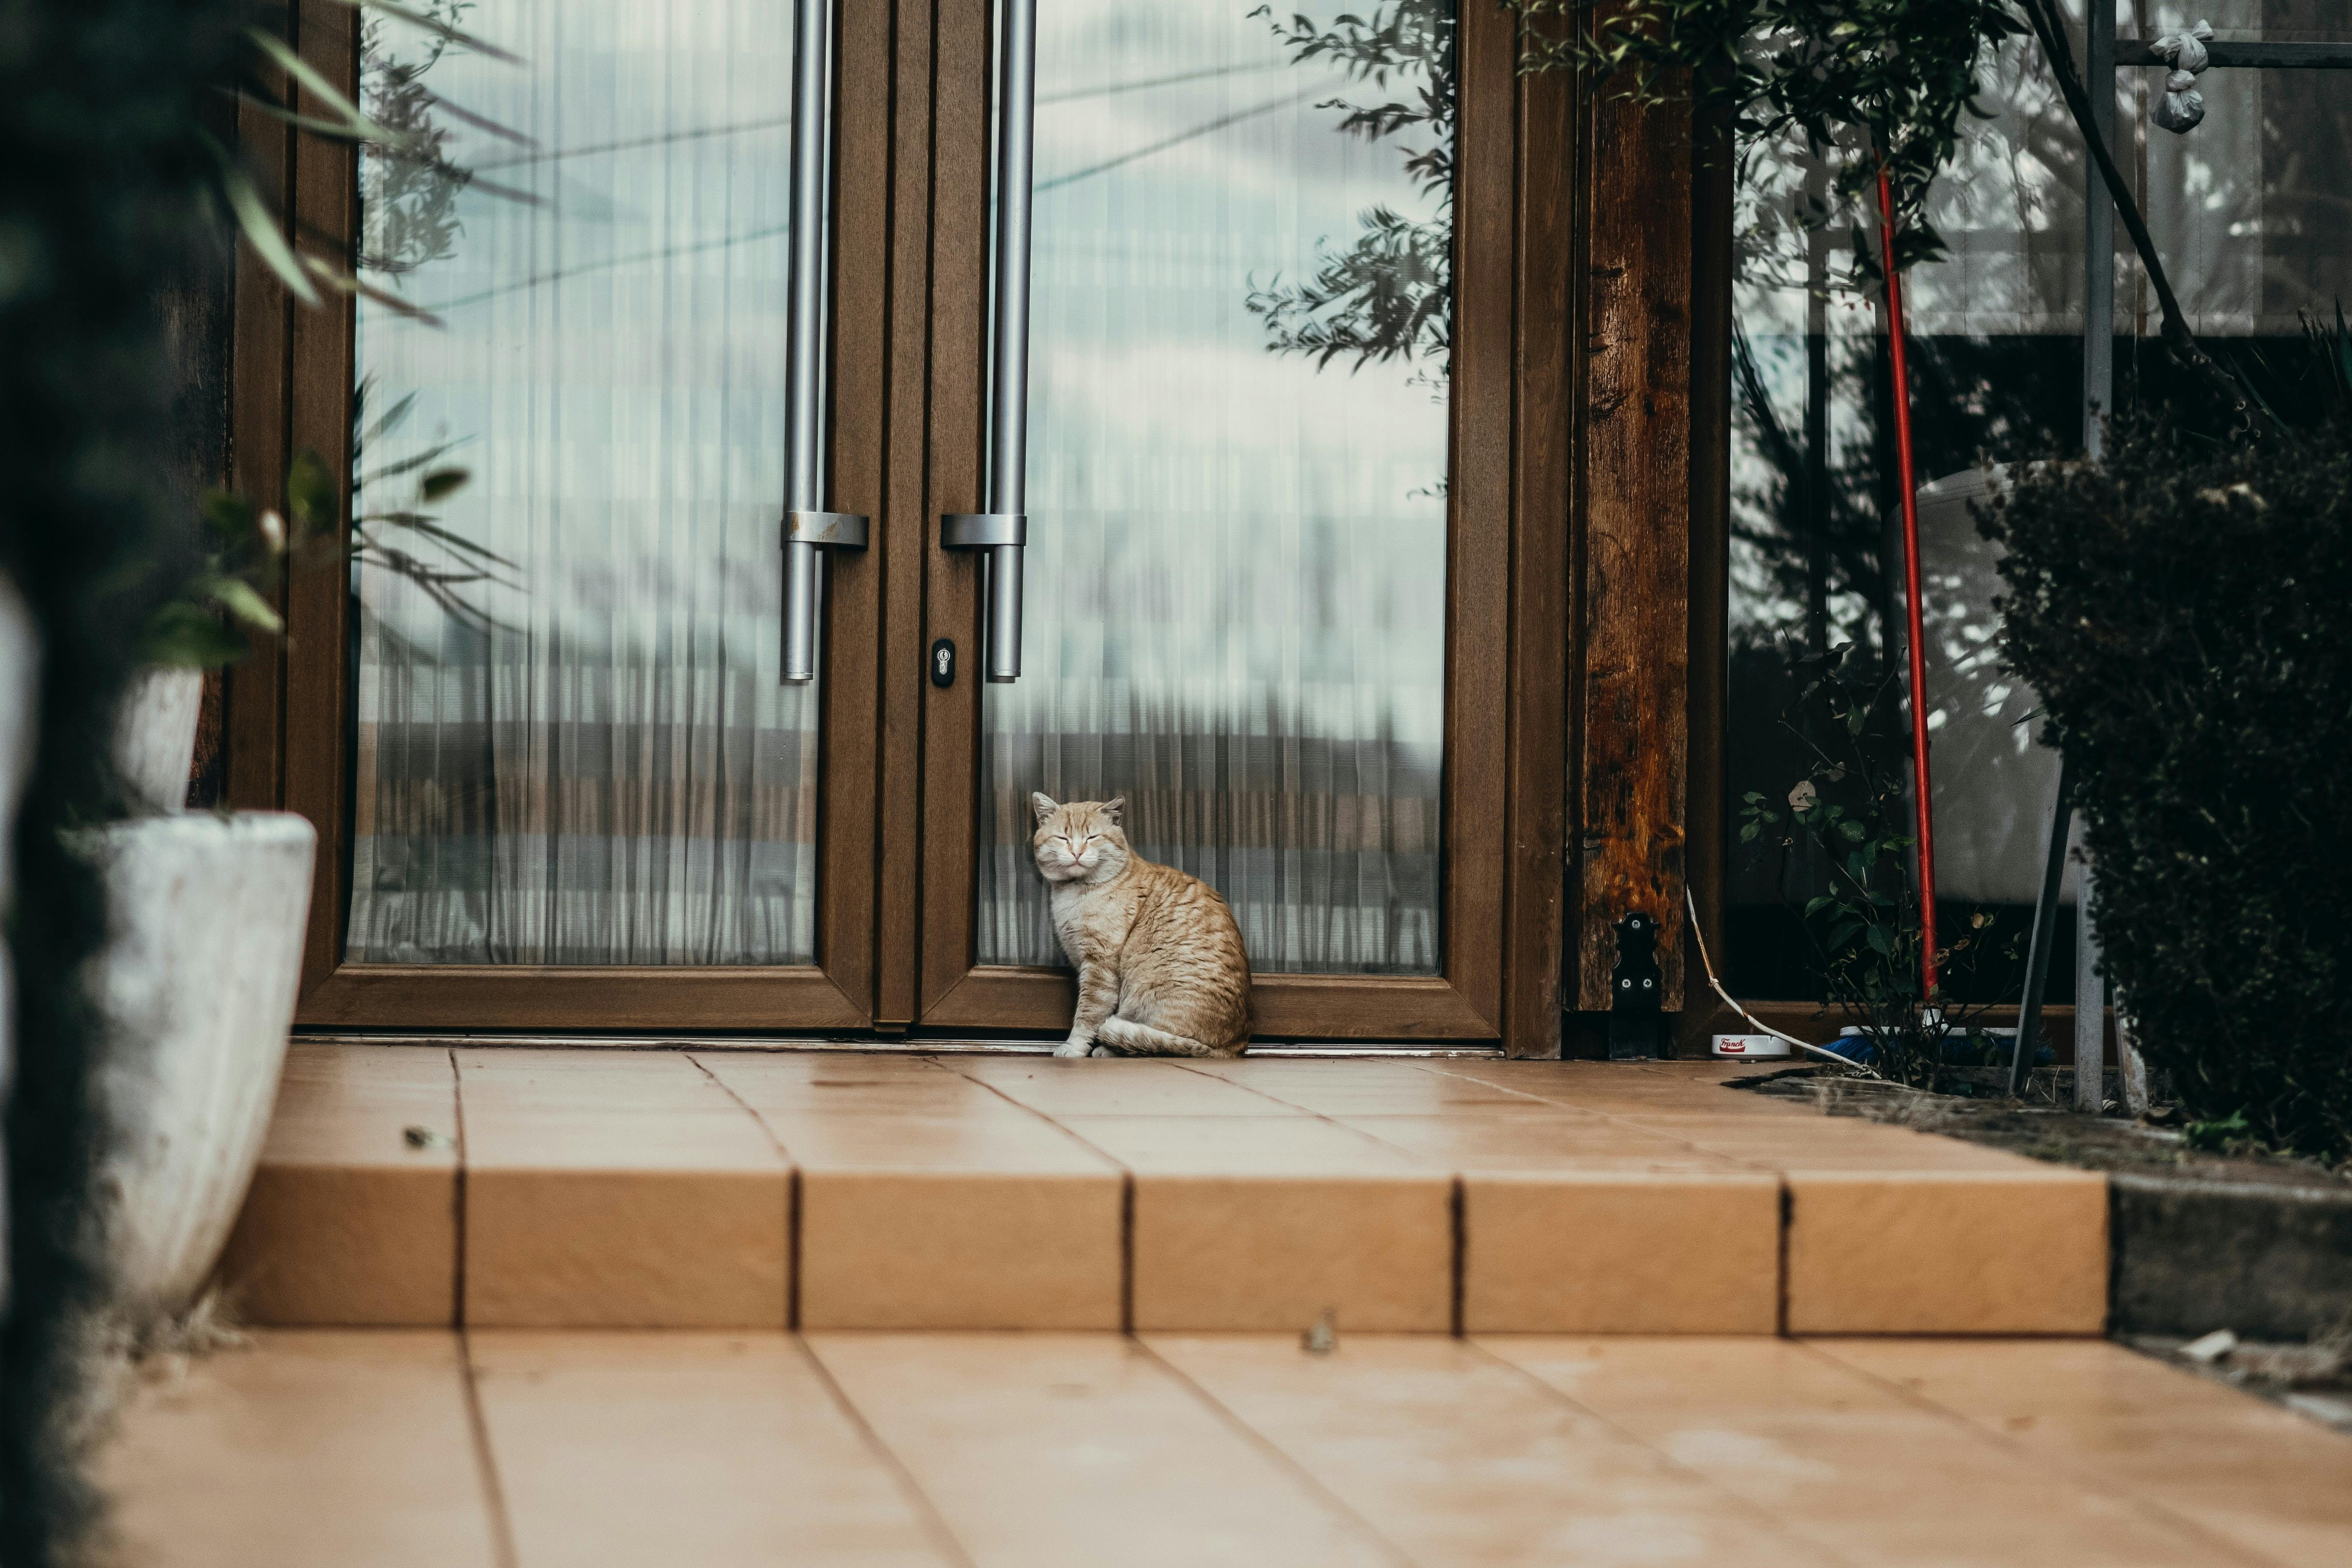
[217,1046,2110,1335]
[106,1331,2352,1568]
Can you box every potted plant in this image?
[84,468,330,1316]
[114,483,301,815]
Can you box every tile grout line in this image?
[1777,1180,1793,1337]
[1129,1336,1424,1568]
[1162,1059,1472,1334]
[448,1047,469,1329]
[1120,1171,1136,1334]
[934,1055,1146,1325]
[454,1329,523,1568]
[1460,1339,1865,1568]
[1795,1340,2288,1568]
[792,1335,983,1568]
[688,1053,801,1330]
[1448,1178,1465,1337]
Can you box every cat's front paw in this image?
[1051,1038,1092,1059]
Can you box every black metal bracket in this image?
[1608,911,1663,1061]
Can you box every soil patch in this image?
[1729,1065,2351,1192]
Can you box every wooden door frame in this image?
[890,0,1577,1049]
[229,0,895,1031]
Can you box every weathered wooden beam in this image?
[1575,86,1694,1013]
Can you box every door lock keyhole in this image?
[930,638,956,688]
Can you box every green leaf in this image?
[326,0,524,64]
[287,449,337,532]
[1839,819,1868,841]
[207,576,285,634]
[418,468,470,502]
[205,132,320,308]
[1866,923,1894,957]
[1803,894,1835,918]
[1738,822,1760,844]
[201,488,257,543]
[246,28,415,151]
[139,603,252,669]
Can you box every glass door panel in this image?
[974,0,1456,975]
[346,0,819,965]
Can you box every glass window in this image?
[345,1,818,966]
[1724,2,2352,1001]
[975,0,1456,975]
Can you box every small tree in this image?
[1503,0,2275,431]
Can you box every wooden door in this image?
[241,0,895,1032]
[889,0,1575,1045]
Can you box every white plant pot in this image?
[114,666,203,815]
[87,811,315,1315]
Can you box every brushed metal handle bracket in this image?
[786,510,871,549]
[940,512,1027,549]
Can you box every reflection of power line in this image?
[407,221,791,316]
[472,115,795,172]
[1036,83,1327,193]
[391,77,1337,308]
[1037,59,1289,105]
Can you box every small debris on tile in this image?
[1302,1308,1337,1355]
[403,1124,452,1150]
[2180,1329,2239,1364]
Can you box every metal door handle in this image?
[780,0,866,684]
[940,0,1036,684]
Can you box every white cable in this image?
[1682,886,1883,1077]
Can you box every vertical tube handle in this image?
[941,512,1026,682]
[780,0,866,683]
[974,0,1037,683]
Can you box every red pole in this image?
[1876,165,1941,1000]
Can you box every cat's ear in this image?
[1100,795,1126,824]
[1031,792,1060,825]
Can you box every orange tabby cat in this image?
[1031,794,1252,1058]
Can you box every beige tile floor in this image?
[104,1330,2352,1568]
[217,1047,2111,1335]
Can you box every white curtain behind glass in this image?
[977,0,1453,975]
[345,0,817,965]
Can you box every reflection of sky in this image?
[355,0,799,680]
[1005,0,1450,741]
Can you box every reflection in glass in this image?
[1725,2,2352,1000]
[976,0,1456,975]
[345,2,817,965]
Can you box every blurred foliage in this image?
[1738,642,2018,1086]
[0,2,244,1561]
[1504,0,2027,277]
[1987,396,2352,1161]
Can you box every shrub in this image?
[1985,410,2352,1161]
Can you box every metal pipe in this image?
[781,0,834,683]
[2008,753,2076,1097]
[984,0,1037,682]
[1875,164,1941,1000]
[2085,0,2115,459]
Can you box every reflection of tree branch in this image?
[1247,0,1453,375]
[1248,206,1447,369]
[351,375,518,634]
